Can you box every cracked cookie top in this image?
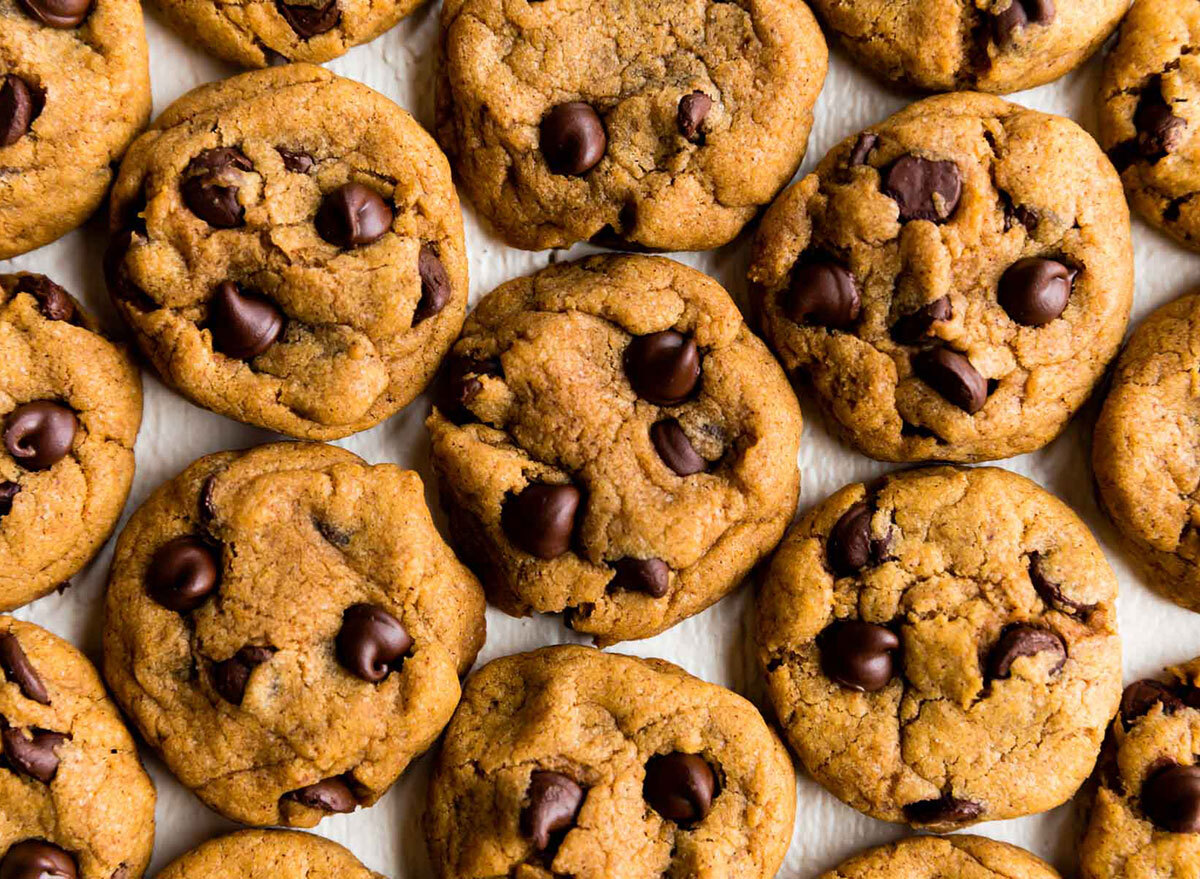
[0,273,142,612]
[105,64,468,440]
[435,0,827,251]
[424,645,796,879]
[819,836,1060,879]
[0,0,150,259]
[157,830,385,879]
[749,92,1133,463]
[1,616,156,879]
[101,441,486,828]
[756,465,1121,830]
[426,254,802,646]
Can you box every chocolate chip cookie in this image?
[810,0,1126,94]
[2,616,156,879]
[436,0,828,251]
[0,0,150,259]
[157,830,384,879]
[106,64,468,440]
[1099,0,1200,252]
[819,836,1061,879]
[1080,657,1200,879]
[757,465,1122,830]
[1,273,142,611]
[427,254,802,645]
[102,441,486,827]
[749,92,1133,463]
[425,645,796,879]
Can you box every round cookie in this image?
[425,645,796,879]
[1,273,142,611]
[436,0,828,251]
[427,254,802,645]
[810,0,1126,94]
[749,92,1133,463]
[157,830,384,879]
[102,441,486,827]
[105,64,468,440]
[756,465,1122,830]
[1,616,156,879]
[1080,658,1200,879]
[0,0,150,259]
[818,836,1061,879]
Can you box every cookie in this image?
[810,0,1125,94]
[1080,657,1200,879]
[156,830,384,879]
[749,92,1132,463]
[1099,0,1200,252]
[425,645,796,879]
[1,273,142,611]
[0,0,150,259]
[756,465,1122,830]
[101,441,486,827]
[427,254,802,645]
[819,835,1060,879]
[105,64,468,440]
[1,616,156,879]
[436,0,827,251]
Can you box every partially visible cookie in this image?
[1,616,156,879]
[156,830,385,879]
[1,273,142,611]
[757,466,1122,830]
[425,645,796,879]
[819,836,1061,879]
[102,442,486,827]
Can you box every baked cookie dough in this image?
[811,0,1126,94]
[1099,0,1200,252]
[436,0,828,251]
[157,830,384,879]
[0,0,150,259]
[427,254,802,645]
[757,466,1122,830]
[106,64,467,440]
[102,442,486,827]
[1,273,142,611]
[749,92,1132,463]
[1,616,156,879]
[819,836,1061,879]
[425,645,796,879]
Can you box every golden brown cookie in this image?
[819,835,1061,879]
[156,830,385,879]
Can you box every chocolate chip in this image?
[0,482,19,517]
[609,557,670,598]
[1121,679,1182,728]
[437,356,501,423]
[883,156,962,223]
[335,604,412,683]
[210,646,274,705]
[0,76,40,148]
[208,281,283,360]
[540,102,606,176]
[285,777,357,813]
[827,501,888,577]
[913,346,988,414]
[650,418,706,476]
[785,260,860,330]
[818,620,901,692]
[182,148,252,228]
[987,624,1066,679]
[624,330,701,406]
[198,475,218,524]
[146,536,221,613]
[315,182,392,248]
[890,296,951,345]
[903,795,984,826]
[277,147,315,173]
[677,92,712,142]
[0,842,76,879]
[15,275,75,323]
[315,519,351,547]
[848,132,878,167]
[103,228,155,312]
[16,0,92,27]
[521,771,584,851]
[501,483,582,560]
[276,0,340,37]
[4,402,77,471]
[644,753,716,824]
[2,727,67,783]
[998,257,1074,326]
[1029,552,1094,619]
[414,245,451,325]
[991,0,1054,45]
[1134,76,1188,163]
[1142,764,1200,833]
[0,635,49,705]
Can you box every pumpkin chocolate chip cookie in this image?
[102,442,486,827]
[427,254,802,646]
[157,830,384,879]
[757,466,1122,830]
[820,836,1062,879]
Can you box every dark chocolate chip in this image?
[827,501,878,577]
[521,771,584,851]
[0,635,49,705]
[1134,76,1188,162]
[890,296,951,345]
[315,182,392,248]
[181,148,253,228]
[650,418,706,476]
[903,795,984,827]
[0,482,19,517]
[987,624,1066,679]
[644,752,716,824]
[1029,552,1094,619]
[1141,764,1200,833]
[2,727,67,783]
[848,132,878,167]
[677,92,712,142]
[609,557,670,598]
[998,257,1074,326]
[208,281,283,360]
[785,261,860,330]
[209,646,274,705]
[1121,679,1182,728]
[414,245,452,324]
[285,777,357,813]
[991,0,1054,45]
[16,0,92,27]
[198,475,218,524]
[336,604,412,683]
[501,483,582,560]
[913,346,988,414]
[0,76,40,148]
[276,0,340,37]
[883,156,962,223]
[540,102,606,175]
[277,147,315,173]
[437,356,501,423]
[0,841,76,879]
[4,402,77,471]
[624,330,701,406]
[818,619,901,692]
[315,519,351,547]
[15,275,75,323]
[146,536,221,613]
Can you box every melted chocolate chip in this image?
[276,0,340,37]
[1029,552,1094,618]
[650,418,706,476]
[0,75,41,148]
[4,402,77,471]
[677,92,712,142]
[208,282,284,360]
[818,620,901,692]
[0,482,20,517]
[608,557,670,598]
[336,604,413,683]
[785,260,861,329]
[903,794,984,827]
[1134,76,1187,163]
[0,841,76,879]
[501,483,582,560]
[1120,679,1182,728]
[437,356,501,423]
[913,346,989,414]
[890,297,951,345]
[521,771,585,851]
[15,275,75,323]
[0,633,49,704]
[414,245,452,325]
[827,501,890,577]
[540,102,606,175]
[624,330,701,406]
[17,0,92,27]
[987,624,1066,679]
[991,0,1054,45]
[285,777,357,813]
[2,726,67,783]
[210,646,274,705]
[182,148,253,228]
[277,147,315,173]
[883,156,962,223]
[643,752,716,824]
[145,536,220,612]
[1141,764,1200,833]
[848,133,878,167]
[998,257,1075,326]
[315,183,393,248]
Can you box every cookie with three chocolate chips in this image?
[156,830,385,879]
[757,466,1122,830]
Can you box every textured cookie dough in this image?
[750,92,1132,463]
[428,254,802,646]
[1,616,156,879]
[106,64,468,440]
[811,0,1126,94]
[1099,0,1200,252]
[0,0,150,259]
[102,442,486,827]
[156,830,385,879]
[425,645,796,879]
[1,273,142,611]
[819,836,1061,879]
[436,0,828,251]
[757,466,1122,830]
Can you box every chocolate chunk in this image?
[677,92,712,142]
[540,102,606,175]
[624,330,701,406]
[785,260,860,329]
[818,619,901,692]
[16,0,92,27]
[1141,764,1200,833]
[913,346,988,414]
[1121,679,1182,728]
[0,75,40,148]
[991,0,1054,45]
[276,0,340,37]
[848,132,878,167]
[827,501,887,577]
[414,245,452,324]
[277,147,315,173]
[1029,552,1094,618]
[501,483,582,560]
[182,148,252,228]
[15,275,75,323]
[210,646,274,705]
[336,604,412,683]
[1134,76,1188,162]
[609,557,670,598]
[2,726,67,783]
[315,182,393,248]
[0,482,19,517]
[890,296,952,345]
[998,257,1074,326]
[650,418,707,476]
[4,402,77,471]
[521,771,585,851]
[987,624,1066,679]
[146,536,221,613]
[0,841,76,879]
[208,282,283,360]
[285,777,357,813]
[643,753,716,824]
[883,156,962,223]
[903,795,984,826]
[0,634,49,705]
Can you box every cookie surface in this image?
[819,835,1060,879]
[428,254,802,645]
[757,466,1121,830]
[1,616,156,879]
[749,92,1132,463]
[102,441,486,827]
[106,64,468,440]
[425,645,796,879]
[1,274,142,611]
[436,0,827,251]
[0,0,150,259]
[157,830,385,879]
